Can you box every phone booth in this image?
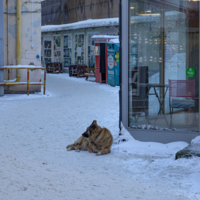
[92,35,119,84]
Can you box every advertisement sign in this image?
[94,46,100,55]
[107,48,115,86]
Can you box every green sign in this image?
[186,68,196,78]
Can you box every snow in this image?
[108,38,119,44]
[92,35,119,39]
[1,65,44,69]
[41,18,119,33]
[4,78,17,82]
[0,72,200,200]
[191,136,200,145]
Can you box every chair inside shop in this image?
[168,79,196,127]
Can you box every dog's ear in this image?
[92,120,97,125]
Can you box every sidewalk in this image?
[0,73,199,200]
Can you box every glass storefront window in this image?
[44,35,51,64]
[75,33,85,65]
[53,34,61,62]
[87,32,99,68]
[63,33,72,67]
[129,0,199,131]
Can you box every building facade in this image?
[121,0,200,143]
[42,0,120,25]
[3,0,42,94]
[41,19,119,70]
[41,0,120,71]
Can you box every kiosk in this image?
[107,38,120,86]
[92,35,119,84]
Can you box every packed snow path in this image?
[0,73,199,200]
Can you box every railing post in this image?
[44,68,46,95]
[27,68,29,95]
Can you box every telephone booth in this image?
[92,35,119,84]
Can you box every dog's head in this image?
[82,120,99,139]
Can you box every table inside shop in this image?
[138,83,169,125]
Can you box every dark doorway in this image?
[100,43,106,83]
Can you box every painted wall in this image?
[3,0,41,93]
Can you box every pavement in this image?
[0,72,195,200]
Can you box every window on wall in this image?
[44,35,51,65]
[53,34,61,62]
[63,34,72,67]
[87,32,99,68]
[74,33,85,65]
[128,0,199,131]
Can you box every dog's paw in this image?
[96,152,102,156]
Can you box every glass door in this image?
[44,35,52,65]
[74,33,85,64]
[53,34,61,62]
[87,32,99,68]
[63,33,72,67]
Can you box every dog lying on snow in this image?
[66,120,113,156]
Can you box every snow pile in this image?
[113,123,189,156]
[42,18,119,33]
[191,136,200,145]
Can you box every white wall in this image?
[3,0,41,93]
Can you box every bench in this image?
[69,65,87,77]
[84,68,96,81]
[46,62,62,74]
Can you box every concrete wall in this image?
[3,0,41,93]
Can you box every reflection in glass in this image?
[128,0,199,131]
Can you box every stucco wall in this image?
[3,0,41,93]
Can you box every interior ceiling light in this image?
[146,9,151,13]
[138,13,160,16]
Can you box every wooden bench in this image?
[69,65,87,77]
[84,68,96,81]
[46,62,62,74]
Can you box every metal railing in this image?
[0,66,46,95]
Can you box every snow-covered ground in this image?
[0,72,200,200]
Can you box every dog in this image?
[66,120,113,156]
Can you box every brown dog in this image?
[66,120,113,156]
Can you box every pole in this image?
[0,0,4,96]
[27,68,29,95]
[119,1,122,132]
[16,0,21,81]
[44,68,46,95]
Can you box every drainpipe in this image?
[16,0,21,81]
